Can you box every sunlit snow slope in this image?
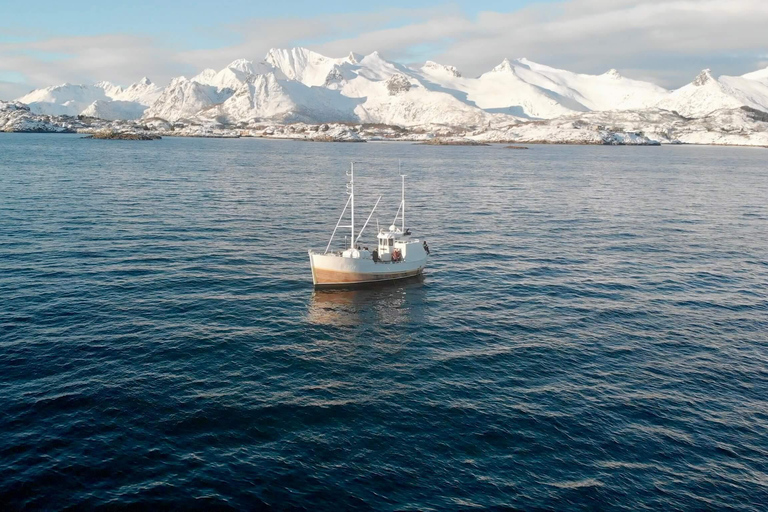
[12,48,768,128]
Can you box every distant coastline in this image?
[3,102,767,147]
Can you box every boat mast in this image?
[391,161,408,231]
[323,163,355,254]
[349,162,355,248]
[401,169,406,231]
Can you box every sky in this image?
[1,0,767,99]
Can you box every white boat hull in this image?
[309,251,427,287]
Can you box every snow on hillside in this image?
[143,77,227,121]
[0,101,77,132]
[9,47,768,146]
[718,75,768,113]
[505,58,668,111]
[466,106,768,146]
[412,57,668,118]
[17,83,113,116]
[198,73,360,124]
[112,77,162,106]
[193,59,280,91]
[265,48,355,87]
[657,69,748,117]
[191,69,217,85]
[421,61,462,78]
[413,58,582,119]
[94,81,123,98]
[354,51,404,81]
[353,74,491,128]
[81,100,148,121]
[671,107,768,145]
[16,77,160,118]
[309,55,494,127]
[742,66,768,83]
[190,49,496,127]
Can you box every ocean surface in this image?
[1,134,767,510]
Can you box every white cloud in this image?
[0,81,30,100]
[0,34,191,92]
[1,0,767,99]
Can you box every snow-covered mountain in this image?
[143,77,229,121]
[351,72,493,127]
[656,69,768,117]
[421,61,462,78]
[10,48,768,132]
[741,67,768,84]
[141,49,495,127]
[198,72,361,124]
[265,48,356,87]
[412,57,669,118]
[112,77,162,105]
[80,100,148,121]
[17,77,162,119]
[192,58,280,91]
[17,83,114,116]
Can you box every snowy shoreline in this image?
[2,130,765,148]
[2,101,767,147]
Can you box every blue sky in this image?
[1,0,766,99]
[2,1,547,44]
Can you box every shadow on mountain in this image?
[482,106,533,118]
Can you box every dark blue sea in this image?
[1,133,767,510]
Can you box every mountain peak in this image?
[604,69,622,79]
[266,47,319,62]
[693,69,714,86]
[492,58,514,73]
[138,77,152,86]
[361,51,388,64]
[422,61,462,78]
[227,59,254,74]
[364,50,391,62]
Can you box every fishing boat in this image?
[308,163,429,287]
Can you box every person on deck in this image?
[372,249,380,263]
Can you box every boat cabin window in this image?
[389,239,393,247]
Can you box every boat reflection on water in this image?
[307,275,426,326]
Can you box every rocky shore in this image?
[415,139,490,146]
[83,131,161,140]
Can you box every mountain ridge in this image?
[13,48,768,125]
[6,47,768,145]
